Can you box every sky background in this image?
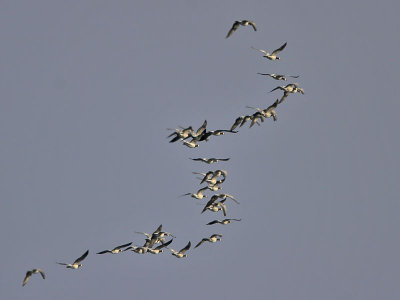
[1,0,399,299]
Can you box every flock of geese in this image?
[22,19,304,287]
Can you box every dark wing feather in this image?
[218,158,230,161]
[74,250,89,264]
[155,239,173,250]
[114,242,132,250]
[180,241,191,253]
[195,239,207,248]
[195,120,207,136]
[226,21,240,38]
[153,224,162,235]
[230,116,243,131]
[169,135,181,143]
[22,271,32,286]
[167,131,178,138]
[272,42,287,55]
[190,158,203,162]
[202,197,217,213]
[206,220,219,225]
[270,86,282,93]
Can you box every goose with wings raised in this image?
[168,241,191,258]
[246,99,279,122]
[226,20,257,38]
[57,250,89,269]
[202,198,227,216]
[22,269,45,286]
[251,42,287,60]
[195,234,223,248]
[181,186,209,200]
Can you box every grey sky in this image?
[1,0,399,299]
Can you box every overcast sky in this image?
[1,1,400,299]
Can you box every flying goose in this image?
[257,73,299,81]
[205,170,228,185]
[195,234,223,248]
[135,224,175,246]
[97,242,132,254]
[168,126,194,143]
[202,198,227,216]
[22,269,45,286]
[193,170,227,185]
[226,20,257,38]
[204,170,227,185]
[124,239,151,254]
[211,193,240,204]
[213,169,227,178]
[270,83,304,103]
[270,83,299,94]
[189,157,230,164]
[251,42,287,60]
[168,241,191,258]
[204,174,221,186]
[57,250,89,269]
[246,99,279,122]
[147,239,173,254]
[181,186,209,199]
[206,218,242,225]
